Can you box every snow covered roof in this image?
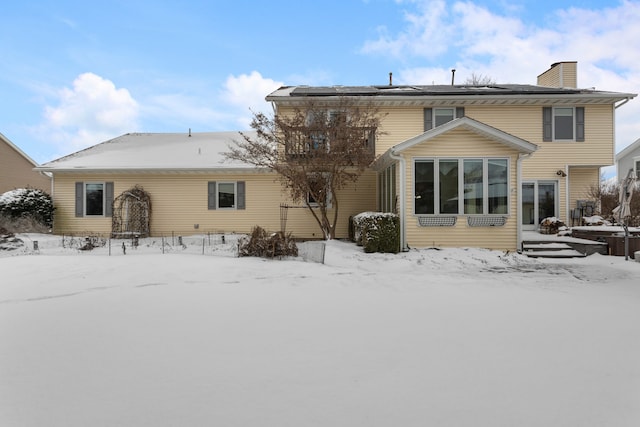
[36,131,262,173]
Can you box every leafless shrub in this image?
[0,214,50,234]
[238,226,298,258]
[587,181,640,226]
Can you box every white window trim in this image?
[552,106,575,142]
[633,157,640,175]
[304,173,333,208]
[413,157,511,216]
[217,181,237,210]
[84,182,106,217]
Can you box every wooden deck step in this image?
[521,241,587,258]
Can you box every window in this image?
[208,181,245,210]
[415,160,435,214]
[75,181,114,217]
[424,107,465,131]
[414,158,509,215]
[439,160,459,214]
[435,108,455,127]
[488,159,508,214]
[543,106,585,141]
[379,164,397,213]
[307,174,332,207]
[218,183,236,208]
[85,183,104,216]
[464,159,483,214]
[554,107,574,140]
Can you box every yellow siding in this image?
[568,167,599,211]
[0,141,51,193]
[400,129,520,250]
[376,107,424,153]
[52,171,376,239]
[537,62,577,88]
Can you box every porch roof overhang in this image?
[388,116,537,160]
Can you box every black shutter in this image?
[105,182,114,217]
[237,181,245,210]
[208,181,216,210]
[456,107,465,118]
[75,182,84,217]
[542,107,552,142]
[575,107,585,142]
[423,108,433,131]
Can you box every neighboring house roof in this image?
[0,131,40,167]
[615,137,640,162]
[267,84,635,106]
[36,131,261,173]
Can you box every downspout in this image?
[517,152,533,251]
[615,97,632,110]
[564,164,570,226]
[389,148,408,251]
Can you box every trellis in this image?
[111,185,151,238]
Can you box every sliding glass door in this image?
[522,181,557,230]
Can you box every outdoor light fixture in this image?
[556,169,567,177]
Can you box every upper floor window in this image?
[635,159,640,179]
[424,107,465,131]
[543,106,585,142]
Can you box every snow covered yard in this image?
[1,235,640,427]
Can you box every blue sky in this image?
[1,0,639,173]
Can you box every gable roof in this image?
[0,132,40,167]
[36,131,261,173]
[616,137,640,162]
[390,116,538,155]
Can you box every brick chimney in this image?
[537,61,577,88]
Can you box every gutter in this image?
[389,148,409,251]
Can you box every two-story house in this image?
[1,132,51,194]
[36,62,636,250]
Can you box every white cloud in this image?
[220,71,283,128]
[362,0,640,158]
[42,73,139,152]
[361,0,452,60]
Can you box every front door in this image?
[522,181,558,230]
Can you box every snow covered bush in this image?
[352,212,400,253]
[0,188,54,229]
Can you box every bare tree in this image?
[464,73,496,86]
[224,98,384,239]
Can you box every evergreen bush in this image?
[0,188,54,229]
[352,212,400,253]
